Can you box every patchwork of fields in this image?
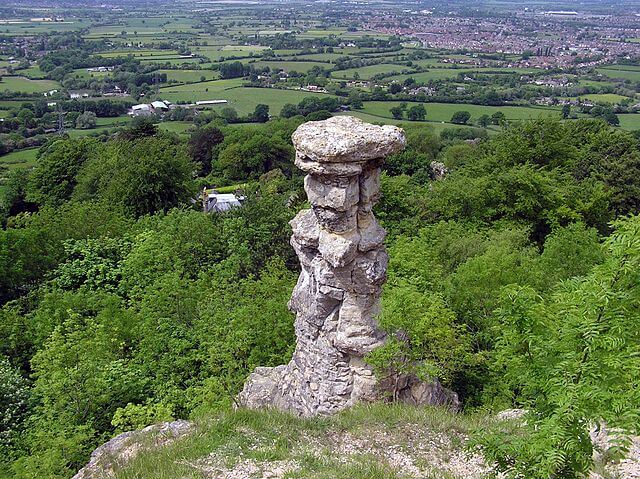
[1,10,640,186]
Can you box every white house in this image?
[202,188,244,213]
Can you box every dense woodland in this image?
[1,114,640,479]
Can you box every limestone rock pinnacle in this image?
[238,116,458,416]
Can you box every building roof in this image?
[151,100,169,110]
[204,192,244,213]
[195,100,228,105]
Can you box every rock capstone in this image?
[239,116,458,416]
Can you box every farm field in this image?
[617,113,640,130]
[97,50,181,58]
[0,19,88,35]
[193,45,268,61]
[159,69,219,83]
[596,67,640,81]
[95,116,129,127]
[71,68,112,80]
[360,101,561,123]
[140,57,204,66]
[0,76,59,93]
[67,125,115,137]
[163,86,337,115]
[16,66,47,79]
[331,64,414,80]
[578,79,617,88]
[386,67,539,83]
[250,61,328,73]
[582,93,634,103]
[338,111,495,134]
[295,53,348,62]
[159,78,246,96]
[158,121,194,134]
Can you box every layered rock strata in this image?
[239,116,457,416]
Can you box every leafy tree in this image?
[15,292,144,477]
[407,104,426,121]
[451,110,471,125]
[476,215,640,478]
[220,106,238,123]
[390,106,404,120]
[198,261,296,408]
[74,136,195,217]
[219,61,246,79]
[74,111,97,130]
[348,90,363,109]
[280,103,299,118]
[575,128,640,215]
[388,83,402,94]
[477,114,490,128]
[0,356,30,461]
[120,116,158,140]
[562,104,571,119]
[403,77,416,87]
[491,111,506,126]
[366,285,472,397]
[252,104,270,123]
[216,132,294,181]
[28,138,99,207]
[305,110,332,121]
[0,169,36,223]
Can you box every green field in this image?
[97,50,181,58]
[387,67,539,83]
[95,116,129,127]
[339,111,494,134]
[158,81,338,115]
[582,93,633,104]
[159,69,219,83]
[67,126,116,138]
[0,76,59,93]
[17,66,47,79]
[251,61,328,73]
[618,114,640,130]
[71,68,112,80]
[577,79,616,88]
[158,121,194,134]
[0,19,88,35]
[159,78,246,96]
[597,67,640,82]
[192,46,264,61]
[360,101,560,123]
[140,57,204,66]
[295,53,347,62]
[332,64,414,80]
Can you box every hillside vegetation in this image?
[1,116,640,479]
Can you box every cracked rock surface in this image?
[239,116,458,416]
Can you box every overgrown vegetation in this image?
[1,116,639,478]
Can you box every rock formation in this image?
[72,420,193,479]
[239,116,458,416]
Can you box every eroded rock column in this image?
[238,116,403,416]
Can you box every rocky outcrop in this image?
[72,420,193,479]
[239,116,458,416]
